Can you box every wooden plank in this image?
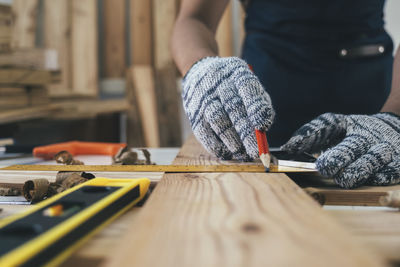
[152,0,181,146]
[44,0,72,96]
[0,49,58,70]
[103,0,126,78]
[129,66,160,147]
[0,69,60,86]
[105,136,385,267]
[11,0,38,49]
[70,0,98,96]
[0,4,12,52]
[216,2,233,57]
[51,99,130,120]
[304,185,400,206]
[329,210,400,262]
[0,105,58,124]
[126,68,145,147]
[130,0,152,65]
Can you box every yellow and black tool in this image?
[0,177,150,267]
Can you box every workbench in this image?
[0,136,399,266]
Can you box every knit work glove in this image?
[281,113,400,188]
[182,57,275,161]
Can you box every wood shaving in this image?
[112,147,155,165]
[54,150,84,165]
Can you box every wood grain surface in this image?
[329,210,400,263]
[105,136,385,267]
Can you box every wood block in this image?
[153,0,181,146]
[103,0,126,78]
[0,49,59,70]
[71,0,98,96]
[130,0,152,65]
[11,0,38,49]
[105,136,385,267]
[44,0,72,96]
[128,65,160,147]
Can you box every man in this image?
[171,0,400,188]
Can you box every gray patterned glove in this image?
[281,113,400,188]
[182,57,275,161]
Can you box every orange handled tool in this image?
[33,141,127,160]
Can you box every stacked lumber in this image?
[0,3,58,113]
[9,0,99,97]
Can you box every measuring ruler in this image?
[0,164,317,173]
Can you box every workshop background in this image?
[0,0,399,149]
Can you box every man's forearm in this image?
[171,17,219,76]
[381,46,400,115]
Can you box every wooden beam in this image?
[216,2,233,57]
[105,135,385,267]
[130,0,152,65]
[103,0,126,78]
[44,0,72,96]
[70,0,98,96]
[152,0,181,146]
[129,66,160,147]
[11,0,38,49]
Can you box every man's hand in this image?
[281,113,400,188]
[182,57,275,161]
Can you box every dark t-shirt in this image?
[242,0,393,146]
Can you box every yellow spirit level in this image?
[0,177,150,267]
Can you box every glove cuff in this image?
[182,56,219,82]
[379,112,400,120]
[374,112,400,133]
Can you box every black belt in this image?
[338,44,386,59]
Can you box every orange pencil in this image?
[255,129,270,172]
